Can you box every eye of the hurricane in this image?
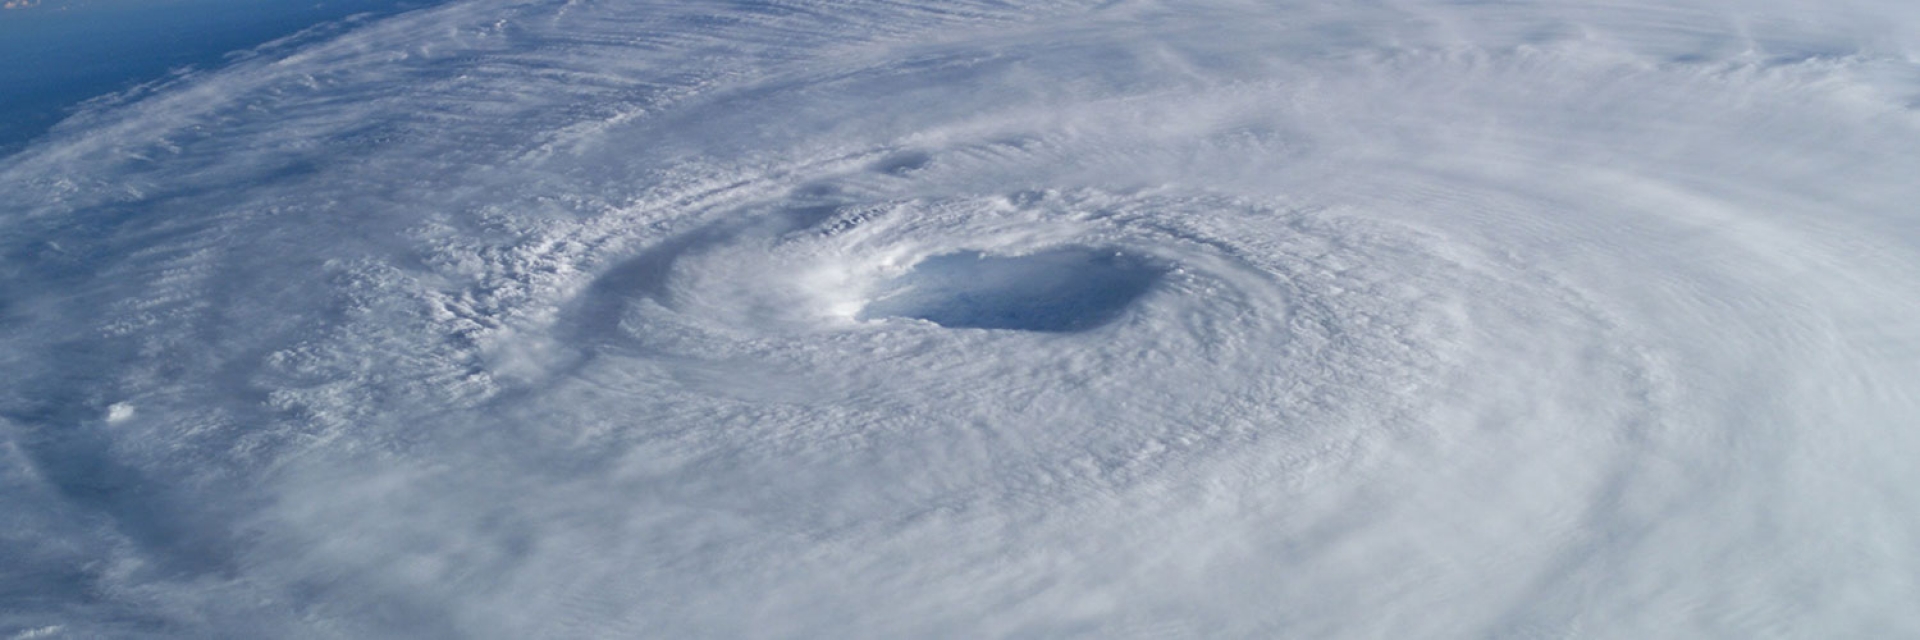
[857,247,1165,333]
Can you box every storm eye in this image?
[857,247,1164,333]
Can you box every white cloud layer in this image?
[3,0,1919,636]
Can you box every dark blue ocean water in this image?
[1,0,432,157]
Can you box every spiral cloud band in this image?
[3,0,1919,636]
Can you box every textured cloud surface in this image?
[4,0,1920,637]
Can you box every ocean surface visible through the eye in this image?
[0,0,437,156]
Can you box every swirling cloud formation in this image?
[3,0,1919,637]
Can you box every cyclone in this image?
[3,0,1919,637]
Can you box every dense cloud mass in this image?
[4,0,1920,637]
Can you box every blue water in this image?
[0,0,433,156]
[859,248,1166,333]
